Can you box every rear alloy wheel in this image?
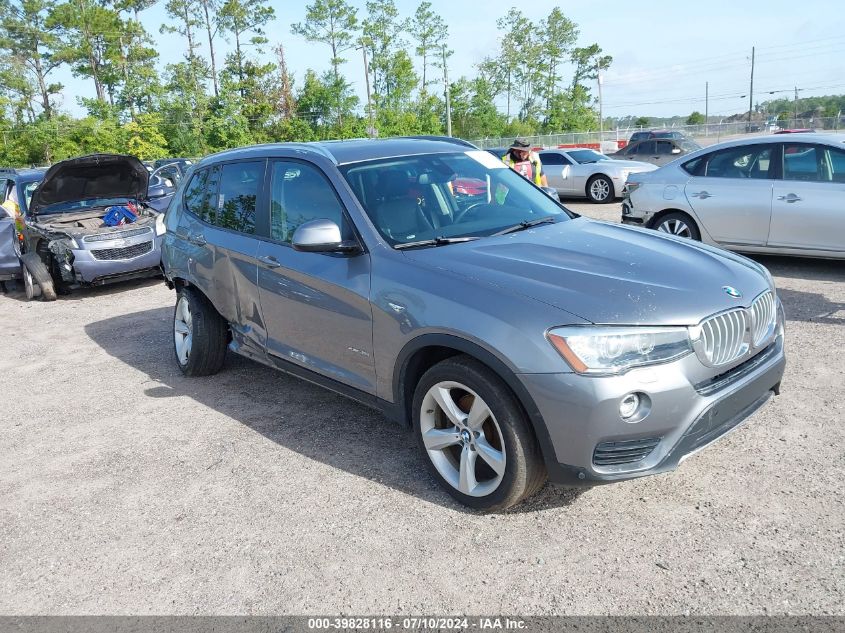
[586,174,614,203]
[654,211,701,240]
[173,287,228,376]
[413,356,546,511]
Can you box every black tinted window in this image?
[682,156,705,175]
[540,153,563,165]
[655,141,674,155]
[636,141,656,155]
[269,161,347,243]
[215,161,263,234]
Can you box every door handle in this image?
[188,233,207,245]
[258,255,281,268]
[691,191,714,199]
[777,193,802,203]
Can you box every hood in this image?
[30,154,149,214]
[402,219,771,326]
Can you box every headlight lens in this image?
[547,326,693,375]
[155,213,166,236]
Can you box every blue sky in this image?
[53,0,845,121]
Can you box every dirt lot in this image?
[1,201,843,615]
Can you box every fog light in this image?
[619,393,640,420]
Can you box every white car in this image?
[539,148,657,203]
[622,133,845,259]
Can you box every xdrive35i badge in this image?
[722,286,742,299]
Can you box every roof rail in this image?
[404,135,479,149]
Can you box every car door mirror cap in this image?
[292,218,362,255]
[148,186,168,198]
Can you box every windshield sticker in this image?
[466,150,507,170]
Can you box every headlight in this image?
[155,213,166,236]
[547,326,693,375]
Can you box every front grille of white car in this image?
[695,291,776,368]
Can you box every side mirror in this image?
[292,218,361,254]
[148,186,168,199]
[671,148,682,155]
[540,186,559,199]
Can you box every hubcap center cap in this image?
[460,429,472,444]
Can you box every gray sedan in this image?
[540,148,656,203]
[612,137,702,167]
[622,133,845,259]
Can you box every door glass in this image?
[540,153,563,165]
[782,145,818,182]
[215,161,263,234]
[637,141,656,155]
[269,161,348,243]
[184,168,211,221]
[655,141,673,155]
[705,145,772,179]
[820,146,845,183]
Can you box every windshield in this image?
[340,151,570,247]
[567,149,608,163]
[22,181,41,214]
[37,197,134,215]
[681,139,702,152]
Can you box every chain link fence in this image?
[468,116,845,150]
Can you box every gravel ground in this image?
[1,202,843,615]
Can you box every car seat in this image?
[374,170,434,241]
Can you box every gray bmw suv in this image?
[161,137,786,511]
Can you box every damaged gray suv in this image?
[161,138,786,511]
[20,154,165,300]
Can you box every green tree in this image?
[0,0,63,118]
[686,111,705,125]
[539,7,577,112]
[361,0,405,99]
[124,112,168,158]
[634,116,650,128]
[198,0,221,96]
[291,0,358,125]
[569,44,612,92]
[49,0,123,102]
[218,0,274,98]
[161,0,206,96]
[409,1,447,91]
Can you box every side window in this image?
[823,146,845,183]
[269,161,348,243]
[655,141,674,155]
[637,141,656,155]
[183,168,210,221]
[682,155,705,175]
[215,161,263,234]
[705,145,772,179]
[782,145,818,182]
[540,153,563,166]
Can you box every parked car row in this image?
[622,133,845,259]
[0,155,190,299]
[4,136,808,512]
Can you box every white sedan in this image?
[539,148,657,203]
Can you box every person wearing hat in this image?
[501,139,548,187]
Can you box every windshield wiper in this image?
[493,216,558,236]
[394,236,479,250]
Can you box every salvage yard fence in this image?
[468,116,845,150]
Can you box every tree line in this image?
[0,0,612,166]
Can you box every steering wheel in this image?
[454,202,493,224]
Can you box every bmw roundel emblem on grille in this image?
[722,286,742,299]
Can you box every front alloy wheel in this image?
[420,381,506,498]
[172,286,228,376]
[174,295,193,366]
[412,355,546,511]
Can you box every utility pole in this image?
[597,62,604,138]
[748,46,755,129]
[442,44,452,137]
[793,85,799,123]
[362,45,376,138]
[705,81,709,135]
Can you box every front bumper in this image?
[69,234,163,285]
[519,330,786,486]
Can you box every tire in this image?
[586,174,614,204]
[412,355,546,511]
[173,286,228,376]
[653,211,701,240]
[20,253,56,302]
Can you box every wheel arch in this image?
[392,333,559,473]
[647,207,699,231]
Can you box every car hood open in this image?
[402,219,772,326]
[30,154,149,215]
